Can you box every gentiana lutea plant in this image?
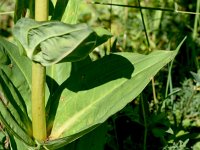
[0,0,186,149]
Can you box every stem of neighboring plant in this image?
[123,0,128,49]
[107,0,112,54]
[141,95,147,150]
[112,116,120,150]
[193,0,200,39]
[137,0,150,48]
[32,0,48,141]
[165,59,174,102]
[151,78,158,111]
[193,0,200,70]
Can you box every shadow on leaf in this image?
[46,54,134,136]
[66,54,134,92]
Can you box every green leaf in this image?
[46,0,83,94]
[51,0,69,21]
[0,71,35,147]
[61,0,80,24]
[0,101,34,147]
[190,71,200,83]
[0,43,10,65]
[13,18,111,66]
[46,0,81,103]
[0,38,32,88]
[14,0,34,21]
[14,0,26,23]
[93,27,113,47]
[46,38,185,144]
[0,79,34,147]
[0,70,32,131]
[0,38,32,117]
[46,63,71,86]
[44,125,98,149]
[11,136,31,150]
[64,123,108,150]
[0,38,34,147]
[46,0,81,99]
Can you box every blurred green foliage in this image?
[0,0,14,37]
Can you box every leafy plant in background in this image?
[163,139,190,150]
[0,0,186,150]
[160,70,200,149]
[163,76,200,128]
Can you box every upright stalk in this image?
[32,0,48,141]
[141,94,147,150]
[193,0,200,39]
[193,0,200,69]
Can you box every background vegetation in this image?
[0,0,200,149]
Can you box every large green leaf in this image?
[0,38,32,117]
[0,71,34,147]
[64,123,108,150]
[45,38,185,148]
[0,37,35,147]
[0,70,31,131]
[13,18,111,66]
[0,38,31,88]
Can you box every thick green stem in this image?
[32,0,48,141]
[35,0,48,21]
[32,63,46,141]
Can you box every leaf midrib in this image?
[50,51,174,139]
